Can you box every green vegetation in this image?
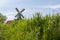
[0,13,7,23]
[0,13,60,40]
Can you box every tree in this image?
[0,13,7,23]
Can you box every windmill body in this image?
[15,8,25,20]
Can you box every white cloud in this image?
[35,4,60,9]
[44,4,60,9]
[0,0,10,7]
[1,10,17,21]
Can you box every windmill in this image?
[15,8,25,20]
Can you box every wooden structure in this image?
[15,8,25,20]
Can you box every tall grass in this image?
[0,13,60,40]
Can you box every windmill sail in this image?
[15,8,20,12]
[15,8,25,20]
[20,9,25,13]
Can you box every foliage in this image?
[0,13,7,23]
[0,13,60,40]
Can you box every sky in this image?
[0,0,60,21]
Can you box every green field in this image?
[0,13,60,40]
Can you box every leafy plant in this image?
[0,13,60,40]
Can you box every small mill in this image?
[15,8,25,20]
[6,8,25,24]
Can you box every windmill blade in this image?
[15,14,18,17]
[21,14,24,18]
[20,9,25,13]
[15,8,20,12]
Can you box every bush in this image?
[0,13,60,40]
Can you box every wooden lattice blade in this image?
[15,8,20,12]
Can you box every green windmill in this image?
[15,8,25,20]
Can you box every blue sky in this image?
[0,0,60,20]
